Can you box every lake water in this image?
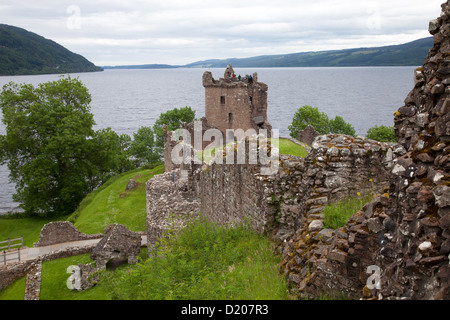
[0,66,416,213]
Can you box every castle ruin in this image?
[149,3,450,298]
[202,64,272,140]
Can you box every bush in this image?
[366,125,397,142]
[289,105,355,138]
[329,116,356,136]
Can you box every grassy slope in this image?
[0,166,164,300]
[0,215,59,248]
[68,165,164,234]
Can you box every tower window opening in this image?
[220,96,226,105]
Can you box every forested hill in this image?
[184,37,434,68]
[0,24,103,76]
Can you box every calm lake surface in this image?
[0,67,416,213]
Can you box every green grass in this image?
[39,248,150,300]
[277,138,308,158]
[0,277,26,300]
[323,193,374,229]
[68,165,164,234]
[200,137,308,163]
[0,165,164,245]
[102,217,289,300]
[2,218,287,300]
[40,254,110,300]
[0,214,60,248]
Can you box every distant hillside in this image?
[185,37,433,68]
[103,64,179,70]
[0,24,103,76]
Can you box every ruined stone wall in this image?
[33,221,103,247]
[280,1,450,300]
[146,169,201,245]
[203,65,270,137]
[198,135,401,243]
[199,159,275,233]
[0,244,95,292]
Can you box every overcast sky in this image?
[0,0,444,66]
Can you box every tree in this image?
[329,115,356,136]
[0,77,114,216]
[89,128,134,186]
[288,105,355,138]
[288,105,330,137]
[366,125,397,142]
[128,126,160,167]
[152,106,196,157]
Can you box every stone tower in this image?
[202,64,271,139]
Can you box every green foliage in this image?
[0,77,122,216]
[0,276,26,300]
[102,217,289,300]
[323,193,374,230]
[366,125,397,142]
[90,128,135,185]
[152,106,196,157]
[329,116,356,137]
[288,105,355,139]
[0,24,102,75]
[128,126,160,167]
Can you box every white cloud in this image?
[0,0,444,65]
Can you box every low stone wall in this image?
[24,261,41,300]
[0,260,34,292]
[34,221,103,247]
[0,243,96,292]
[281,194,391,299]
